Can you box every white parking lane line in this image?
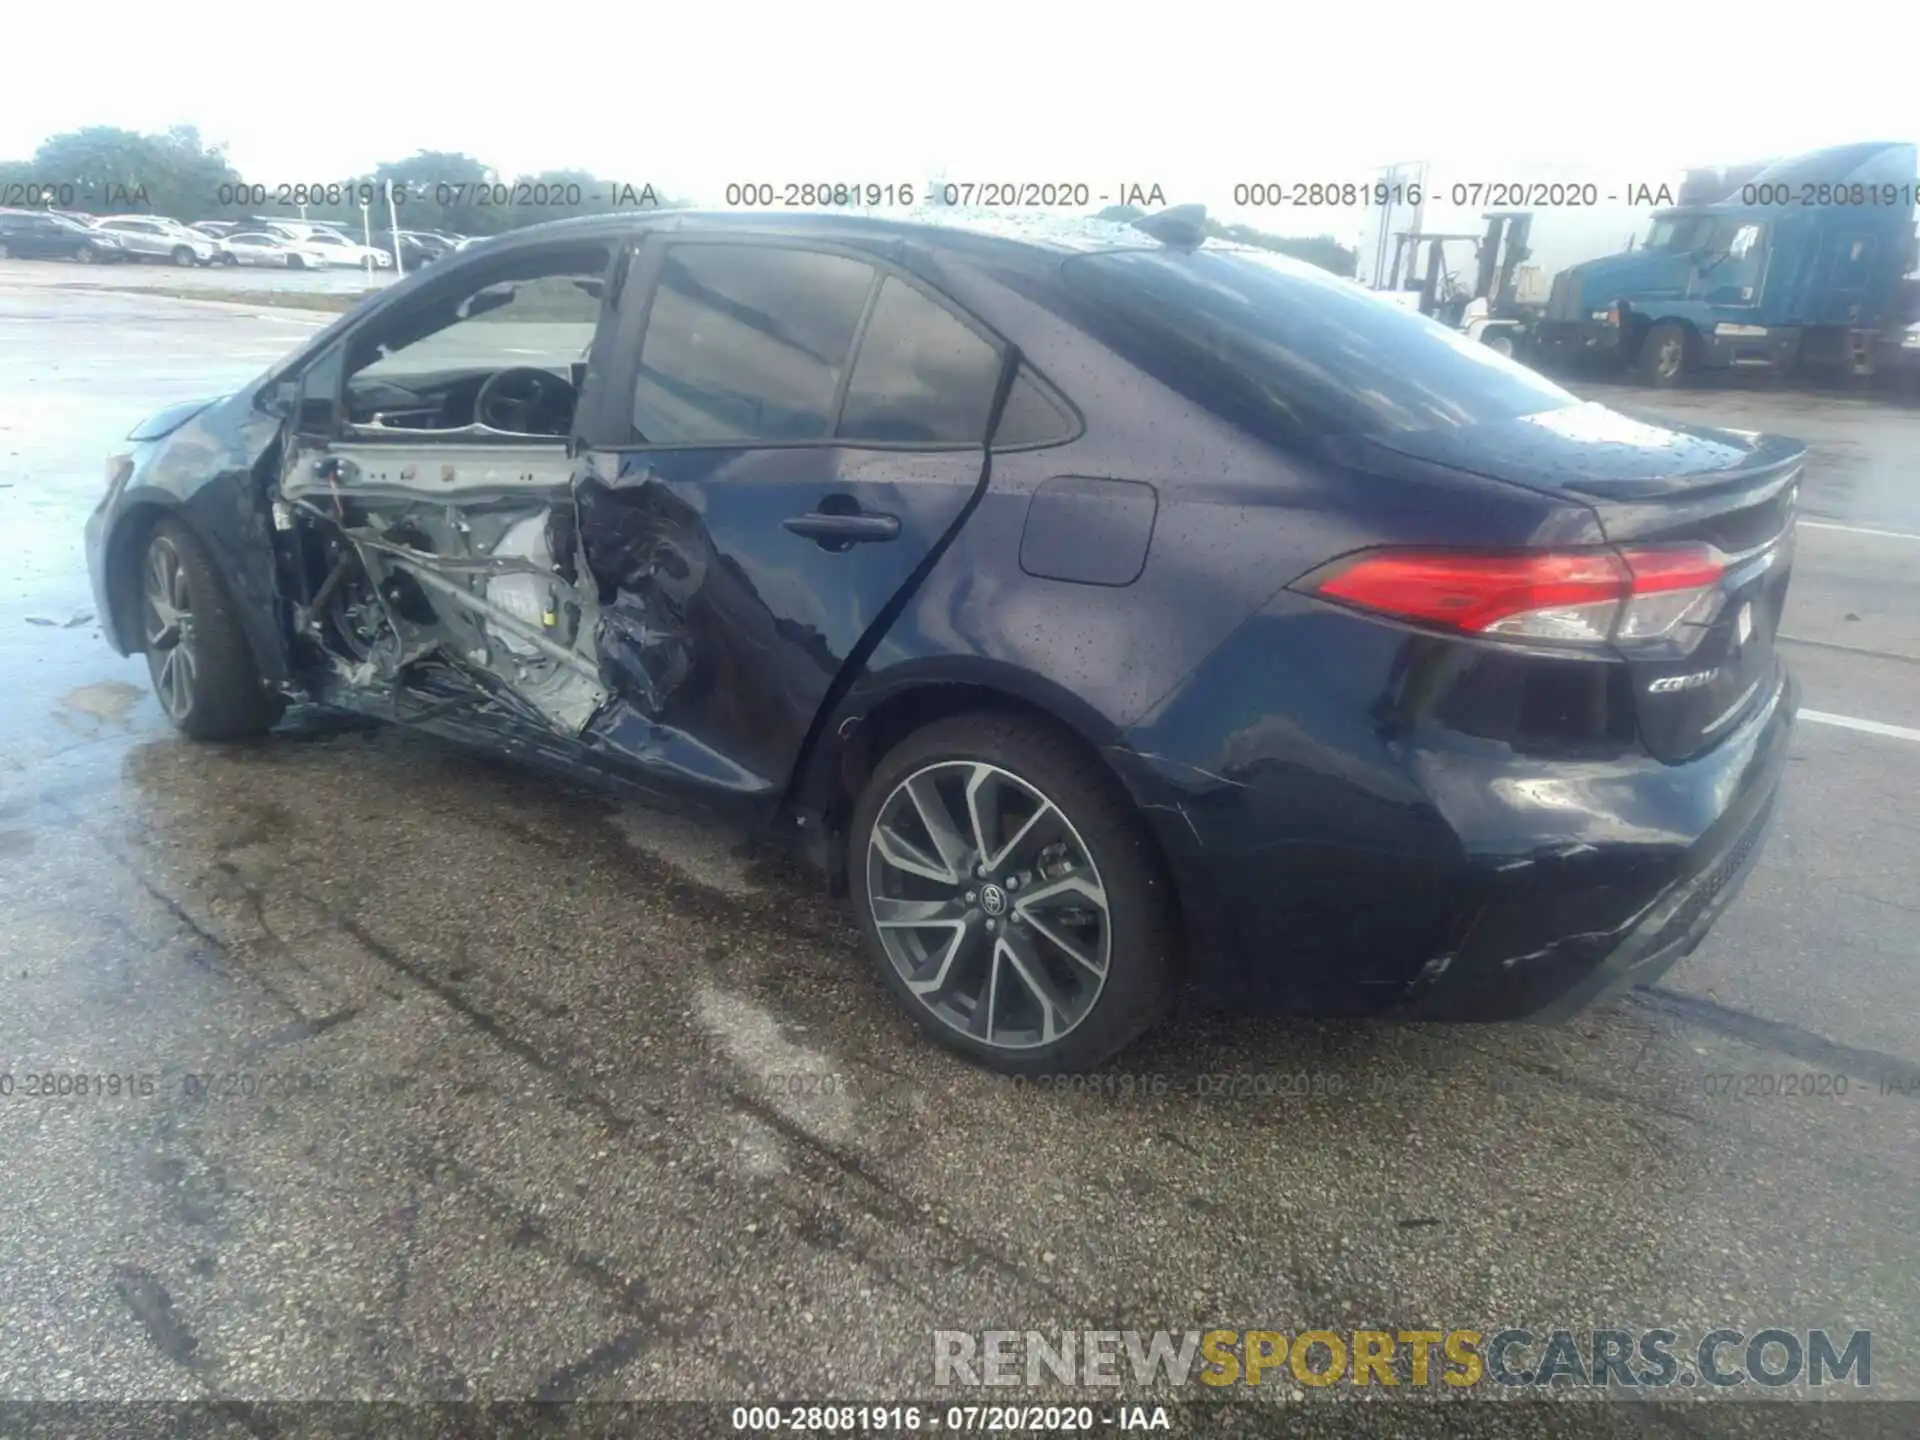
[1800,520,1920,543]
[1801,709,1920,743]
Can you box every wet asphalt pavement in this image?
[2,260,1918,1429]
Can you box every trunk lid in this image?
[1366,401,1803,762]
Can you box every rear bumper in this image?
[1112,606,1798,1022]
[1397,670,1792,1020]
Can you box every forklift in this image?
[1378,212,1536,356]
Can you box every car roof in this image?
[452,207,1203,263]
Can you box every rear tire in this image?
[1636,320,1691,386]
[140,518,285,741]
[75,246,97,265]
[850,711,1176,1075]
[1483,331,1515,357]
[286,255,305,270]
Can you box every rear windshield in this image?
[1062,248,1579,442]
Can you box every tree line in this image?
[0,127,1358,275]
[0,128,677,237]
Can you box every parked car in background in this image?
[250,221,392,269]
[83,206,1801,1073]
[371,230,451,269]
[256,221,355,245]
[90,215,219,267]
[192,220,242,239]
[293,230,394,269]
[0,210,125,263]
[218,231,335,270]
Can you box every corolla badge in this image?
[1649,670,1718,694]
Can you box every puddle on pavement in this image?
[58,680,145,725]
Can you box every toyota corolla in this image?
[85,206,1800,1073]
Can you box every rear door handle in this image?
[782,511,901,545]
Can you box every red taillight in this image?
[1617,545,1727,593]
[1306,545,1727,646]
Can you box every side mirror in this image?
[456,284,517,320]
[270,379,300,416]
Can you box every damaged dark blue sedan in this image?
[86,205,1800,1073]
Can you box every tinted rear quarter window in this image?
[992,366,1078,448]
[1062,248,1578,442]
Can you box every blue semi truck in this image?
[1530,141,1920,385]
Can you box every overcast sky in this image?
[5,2,1912,238]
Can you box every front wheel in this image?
[286,255,305,270]
[75,246,97,264]
[1482,331,1515,358]
[220,252,239,266]
[850,712,1176,1074]
[1636,320,1691,386]
[170,245,196,267]
[140,519,285,741]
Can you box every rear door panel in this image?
[573,234,996,820]
[577,446,985,807]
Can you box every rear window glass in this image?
[634,244,875,444]
[1062,248,1578,442]
[838,277,1001,444]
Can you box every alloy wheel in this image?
[866,761,1111,1050]
[143,536,198,720]
[1653,335,1683,379]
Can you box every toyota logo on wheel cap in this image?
[979,884,1008,916]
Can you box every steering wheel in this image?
[473,367,578,435]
